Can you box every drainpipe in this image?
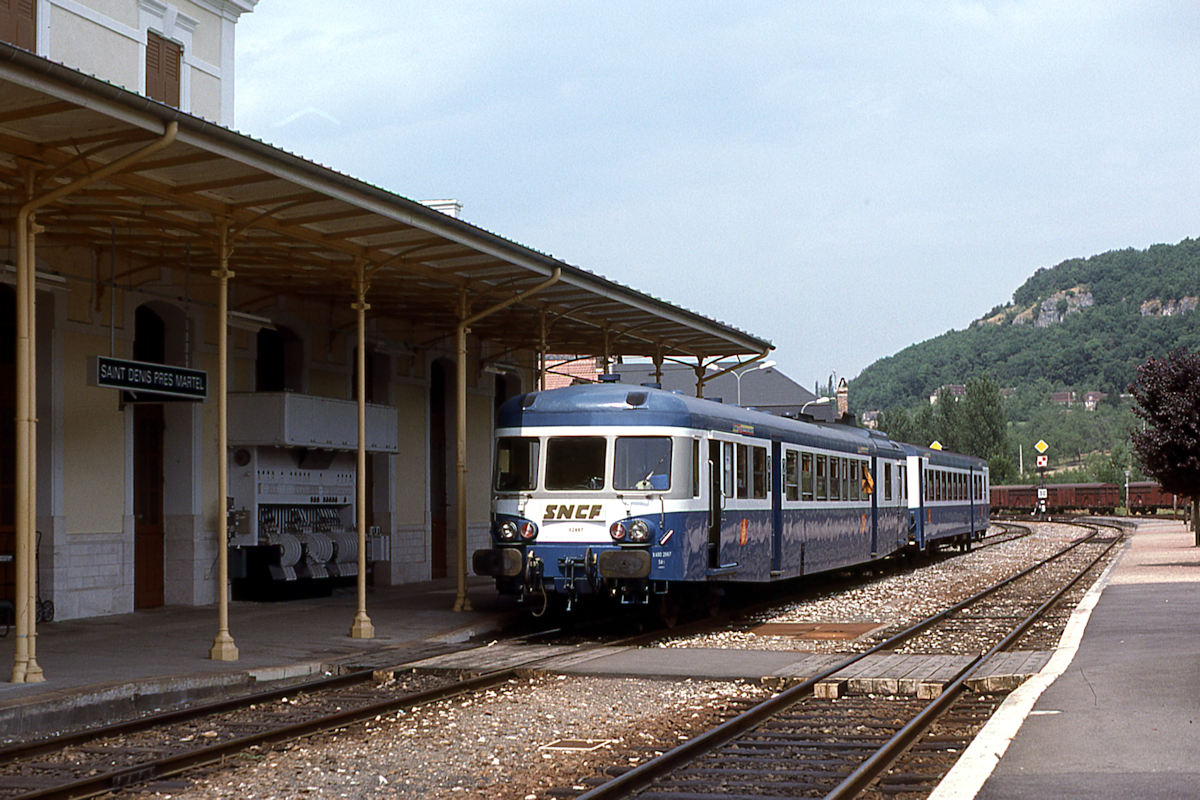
[349,260,374,639]
[453,269,561,611]
[10,121,178,684]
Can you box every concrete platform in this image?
[0,577,520,739]
[934,517,1200,799]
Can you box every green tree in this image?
[1129,349,1200,541]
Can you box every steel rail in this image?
[0,616,675,800]
[576,522,1115,800]
[8,668,523,800]
[825,521,1121,798]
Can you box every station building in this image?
[0,2,771,681]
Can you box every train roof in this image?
[897,442,988,470]
[497,383,906,457]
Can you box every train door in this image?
[706,439,722,569]
[771,441,782,574]
[868,455,879,557]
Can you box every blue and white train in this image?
[472,383,989,612]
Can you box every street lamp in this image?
[730,360,776,406]
[800,396,831,417]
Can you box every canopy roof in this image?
[0,43,771,362]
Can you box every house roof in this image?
[0,42,772,361]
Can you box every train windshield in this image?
[494,437,539,492]
[614,436,672,491]
[545,436,607,490]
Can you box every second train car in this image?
[473,383,989,611]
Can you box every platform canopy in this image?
[0,43,771,362]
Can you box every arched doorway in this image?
[132,305,166,608]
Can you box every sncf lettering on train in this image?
[543,504,604,521]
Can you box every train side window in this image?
[840,458,849,501]
[815,455,828,501]
[801,452,814,501]
[785,450,799,501]
[849,460,860,502]
[692,440,701,498]
[752,447,767,499]
[884,463,893,501]
[736,443,749,499]
[900,465,906,502]
[829,457,841,501]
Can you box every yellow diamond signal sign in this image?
[1035,439,1049,454]
[929,440,943,450]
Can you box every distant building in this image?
[1083,391,1107,411]
[930,384,966,405]
[543,355,601,388]
[1052,391,1076,407]
[612,362,831,420]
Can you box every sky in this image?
[233,2,1200,391]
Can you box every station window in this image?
[784,451,799,501]
[801,452,814,501]
[494,437,539,492]
[815,455,828,501]
[614,436,671,491]
[545,436,606,491]
[146,31,182,108]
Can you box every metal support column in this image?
[453,270,561,611]
[538,312,547,391]
[9,121,177,683]
[350,261,374,638]
[208,222,238,661]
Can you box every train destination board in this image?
[89,355,208,400]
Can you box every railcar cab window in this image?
[614,436,671,491]
[495,437,539,492]
[546,437,606,490]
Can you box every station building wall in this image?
[2,238,532,620]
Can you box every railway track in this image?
[0,614,673,800]
[572,519,1122,799]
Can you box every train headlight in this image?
[519,521,538,541]
[497,520,518,541]
[628,519,651,543]
[609,521,627,541]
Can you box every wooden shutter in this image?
[0,0,36,51]
[146,31,181,107]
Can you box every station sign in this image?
[88,355,208,401]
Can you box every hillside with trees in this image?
[852,237,1200,486]
[851,237,1200,413]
